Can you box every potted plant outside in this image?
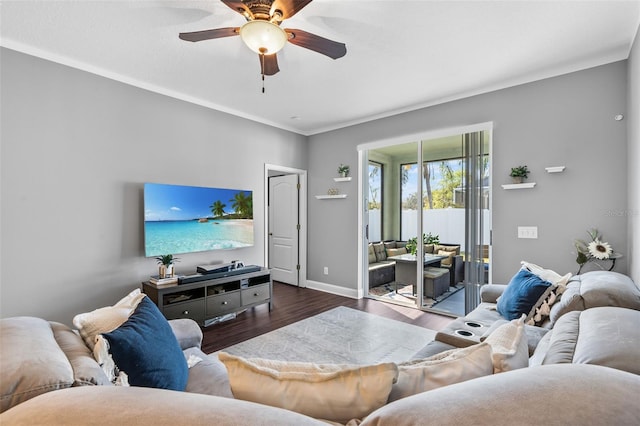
[405,233,440,256]
[338,164,350,178]
[509,165,529,183]
[156,254,178,278]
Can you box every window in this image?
[368,161,382,241]
[400,156,489,240]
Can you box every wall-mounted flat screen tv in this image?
[144,183,254,257]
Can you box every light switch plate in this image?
[518,226,538,239]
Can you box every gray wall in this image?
[308,61,629,287]
[1,44,636,324]
[628,28,640,283]
[0,48,308,324]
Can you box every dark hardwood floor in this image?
[201,281,455,354]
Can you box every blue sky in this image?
[144,183,251,221]
[401,160,463,201]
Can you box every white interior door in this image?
[268,174,300,285]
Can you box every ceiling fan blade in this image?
[285,29,346,59]
[221,1,253,19]
[260,53,280,76]
[179,27,239,42]
[272,0,314,20]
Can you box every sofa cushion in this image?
[435,244,460,255]
[0,317,75,413]
[48,322,111,387]
[218,352,398,423]
[437,250,455,266]
[72,288,146,349]
[484,315,528,373]
[368,244,377,263]
[103,297,188,391]
[358,364,640,426]
[372,242,387,261]
[0,386,329,426]
[549,271,640,326]
[388,342,493,402]
[383,241,397,250]
[497,269,553,320]
[532,307,640,375]
[369,260,395,272]
[386,247,407,257]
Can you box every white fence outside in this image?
[368,209,382,242]
[368,209,490,252]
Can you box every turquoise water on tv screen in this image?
[144,219,254,257]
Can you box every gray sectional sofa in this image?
[2,270,640,425]
[417,270,640,358]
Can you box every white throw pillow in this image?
[521,261,572,289]
[484,314,528,373]
[72,288,146,349]
[388,342,493,402]
[218,352,398,423]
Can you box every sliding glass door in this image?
[360,124,492,316]
[463,131,490,313]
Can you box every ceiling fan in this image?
[179,0,347,90]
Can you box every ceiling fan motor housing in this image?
[241,1,276,21]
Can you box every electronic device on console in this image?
[178,260,261,284]
[196,260,244,275]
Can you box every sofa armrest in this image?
[480,284,507,303]
[168,319,203,350]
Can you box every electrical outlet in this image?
[518,226,538,239]
[323,267,329,275]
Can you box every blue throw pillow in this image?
[103,296,188,391]
[497,269,553,320]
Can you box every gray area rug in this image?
[218,306,436,364]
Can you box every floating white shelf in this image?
[334,177,352,182]
[501,182,536,190]
[315,194,348,199]
[545,166,566,173]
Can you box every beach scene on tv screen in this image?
[144,183,254,257]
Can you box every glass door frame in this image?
[358,122,493,312]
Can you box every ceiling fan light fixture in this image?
[240,20,287,54]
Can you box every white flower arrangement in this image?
[574,228,619,274]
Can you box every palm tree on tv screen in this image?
[210,200,226,218]
[230,192,252,219]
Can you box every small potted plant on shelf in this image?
[509,165,529,183]
[338,164,350,178]
[156,254,179,278]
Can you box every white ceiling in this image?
[2,1,639,135]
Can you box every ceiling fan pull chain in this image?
[260,51,266,93]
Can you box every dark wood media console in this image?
[142,267,271,326]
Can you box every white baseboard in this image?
[305,280,360,299]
